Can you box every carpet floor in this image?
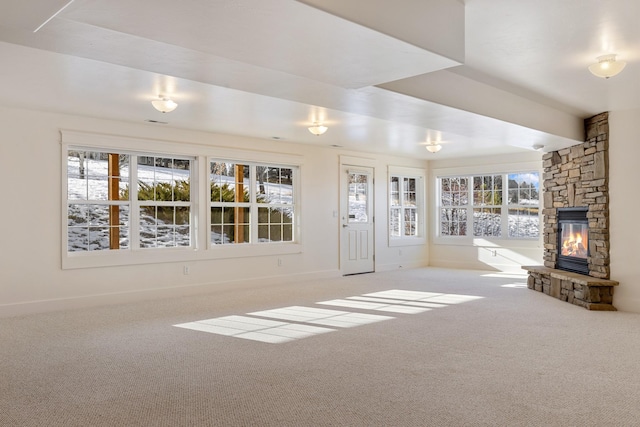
[1,267,639,426]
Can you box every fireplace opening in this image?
[557,207,589,275]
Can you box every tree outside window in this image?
[210,161,296,245]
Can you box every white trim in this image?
[60,130,303,165]
[0,268,337,318]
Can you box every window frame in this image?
[64,147,197,258]
[208,160,298,246]
[61,130,303,270]
[432,162,542,248]
[388,166,426,247]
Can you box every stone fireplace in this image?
[523,112,619,310]
[542,112,610,278]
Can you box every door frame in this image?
[339,156,376,275]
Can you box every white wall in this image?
[0,106,428,316]
[427,151,544,273]
[609,109,640,313]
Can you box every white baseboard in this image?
[0,269,342,318]
[376,261,428,273]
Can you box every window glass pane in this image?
[210,162,249,203]
[258,206,288,243]
[404,178,416,207]
[508,207,539,238]
[283,224,293,242]
[258,224,269,241]
[390,177,400,206]
[68,151,131,201]
[137,157,190,202]
[175,226,190,247]
[256,165,291,204]
[270,225,282,242]
[507,172,540,238]
[508,172,540,207]
[404,208,416,236]
[282,207,293,224]
[280,168,293,205]
[390,208,400,237]
[473,207,502,237]
[67,204,129,252]
[348,173,368,223]
[156,226,175,248]
[440,208,467,236]
[211,206,248,244]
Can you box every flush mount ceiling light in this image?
[308,122,328,136]
[588,54,626,79]
[151,97,178,113]
[425,143,442,153]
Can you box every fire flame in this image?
[561,231,588,258]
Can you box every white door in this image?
[340,165,374,275]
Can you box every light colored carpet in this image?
[1,267,639,426]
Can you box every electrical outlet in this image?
[183,266,190,275]
[277,258,282,266]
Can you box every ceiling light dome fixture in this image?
[308,122,328,136]
[588,54,626,79]
[151,96,178,113]
[425,143,442,153]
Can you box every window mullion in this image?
[130,155,140,250]
[501,174,509,239]
[249,165,257,244]
[399,176,405,236]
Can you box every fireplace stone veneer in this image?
[524,112,617,310]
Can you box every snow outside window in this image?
[210,161,295,245]
[66,149,194,252]
[438,172,540,239]
[507,172,540,238]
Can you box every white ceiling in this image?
[0,0,637,159]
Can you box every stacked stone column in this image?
[542,112,610,279]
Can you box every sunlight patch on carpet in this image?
[174,315,333,343]
[362,290,484,305]
[249,306,393,327]
[173,289,484,344]
[317,299,431,313]
[501,283,528,288]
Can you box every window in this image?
[210,161,295,245]
[472,175,502,237]
[66,149,194,252]
[67,150,131,252]
[62,131,303,269]
[136,156,192,248]
[389,166,426,245]
[438,171,540,239]
[440,177,468,237]
[507,173,540,238]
